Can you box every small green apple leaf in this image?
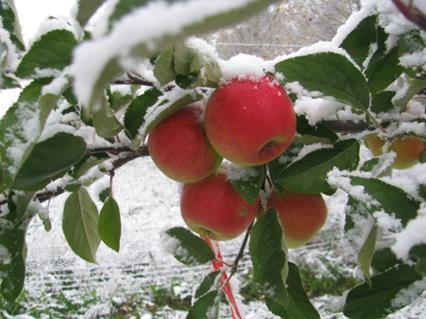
[154,48,175,86]
[75,0,106,27]
[371,248,402,273]
[16,29,77,78]
[186,290,220,319]
[371,91,396,113]
[195,270,221,299]
[0,192,37,305]
[108,0,152,27]
[13,133,86,191]
[98,196,121,252]
[409,244,426,275]
[0,78,63,192]
[124,88,162,139]
[76,0,276,114]
[229,166,264,205]
[92,102,123,138]
[98,187,111,203]
[63,187,100,263]
[296,116,338,144]
[70,153,109,180]
[343,265,423,319]
[249,208,289,308]
[357,224,378,286]
[144,91,202,134]
[340,15,378,67]
[266,263,320,319]
[162,227,215,266]
[275,52,370,112]
[350,177,420,226]
[108,85,136,111]
[274,139,360,194]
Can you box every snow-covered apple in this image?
[148,104,222,183]
[180,173,259,240]
[268,191,328,248]
[365,134,425,169]
[204,76,296,166]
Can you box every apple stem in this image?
[203,237,243,319]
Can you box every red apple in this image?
[365,134,425,169]
[204,76,296,166]
[148,104,222,183]
[268,191,328,248]
[180,173,259,240]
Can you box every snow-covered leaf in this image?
[70,153,109,180]
[249,208,289,308]
[343,265,424,319]
[409,244,426,275]
[275,52,370,112]
[16,30,77,78]
[163,227,215,266]
[272,139,359,194]
[350,177,420,226]
[195,270,221,299]
[98,196,121,252]
[357,224,378,286]
[124,88,162,139]
[13,133,86,191]
[371,248,402,273]
[0,0,24,49]
[186,290,219,319]
[0,193,35,304]
[266,263,320,319]
[154,48,175,86]
[92,98,123,138]
[75,0,106,27]
[229,165,264,205]
[0,79,62,192]
[340,15,377,67]
[62,187,100,263]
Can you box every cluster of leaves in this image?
[0,0,425,318]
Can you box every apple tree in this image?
[0,0,425,318]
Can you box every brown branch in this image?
[222,221,254,288]
[392,0,426,30]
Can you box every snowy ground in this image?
[19,157,426,319]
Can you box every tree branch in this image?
[392,0,426,30]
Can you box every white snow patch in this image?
[219,53,267,83]
[294,97,344,125]
[0,245,11,265]
[392,209,426,259]
[400,49,426,68]
[391,278,426,309]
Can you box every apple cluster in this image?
[148,75,328,247]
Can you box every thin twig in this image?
[392,0,426,30]
[221,221,254,288]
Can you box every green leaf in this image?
[124,88,162,139]
[343,265,423,319]
[296,116,338,144]
[186,290,219,319]
[0,0,24,49]
[249,208,289,307]
[229,166,264,205]
[195,270,221,299]
[0,79,60,192]
[266,263,320,319]
[144,92,202,134]
[371,91,396,113]
[75,0,106,27]
[70,153,109,180]
[13,133,86,191]
[62,187,100,263]
[16,29,77,78]
[98,197,121,252]
[371,248,402,273]
[392,78,426,109]
[108,0,151,27]
[81,0,276,114]
[98,187,111,203]
[154,49,175,86]
[92,99,123,138]
[409,244,426,275]
[357,224,378,286]
[350,177,420,226]
[340,15,377,67]
[273,139,359,194]
[163,227,215,265]
[0,192,36,305]
[275,52,370,112]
